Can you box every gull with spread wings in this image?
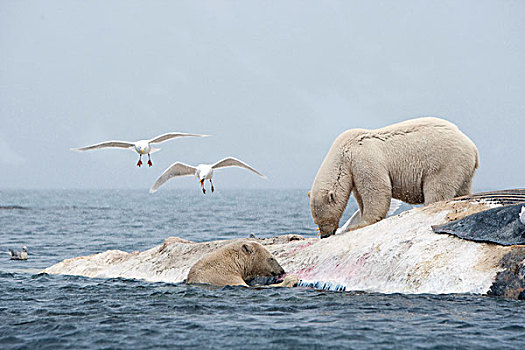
[71,132,208,167]
[150,157,266,194]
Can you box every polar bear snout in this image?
[311,199,343,238]
[265,256,285,277]
[318,223,338,238]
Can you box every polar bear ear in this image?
[241,243,254,255]
[328,191,335,204]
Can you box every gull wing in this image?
[71,141,134,151]
[211,157,266,177]
[150,162,197,193]
[149,132,209,144]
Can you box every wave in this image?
[0,205,29,210]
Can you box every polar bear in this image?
[310,117,479,238]
[186,241,286,287]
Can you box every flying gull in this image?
[150,157,266,194]
[72,132,208,167]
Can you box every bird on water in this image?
[8,246,28,260]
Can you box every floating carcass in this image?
[43,190,525,299]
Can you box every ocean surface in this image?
[1,189,523,349]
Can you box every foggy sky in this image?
[1,1,524,191]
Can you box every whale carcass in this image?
[43,190,525,299]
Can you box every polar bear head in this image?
[186,241,285,287]
[241,242,285,283]
[309,131,355,238]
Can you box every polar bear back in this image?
[343,117,478,204]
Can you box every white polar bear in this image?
[310,117,479,238]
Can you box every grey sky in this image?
[1,1,524,191]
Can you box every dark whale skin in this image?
[432,203,525,246]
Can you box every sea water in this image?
[1,189,523,349]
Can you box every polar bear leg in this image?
[353,189,364,214]
[423,174,462,205]
[354,187,392,228]
[456,176,474,197]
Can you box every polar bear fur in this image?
[310,117,479,238]
[186,241,285,287]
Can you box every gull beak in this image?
[199,179,204,185]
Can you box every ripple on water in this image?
[2,272,525,349]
